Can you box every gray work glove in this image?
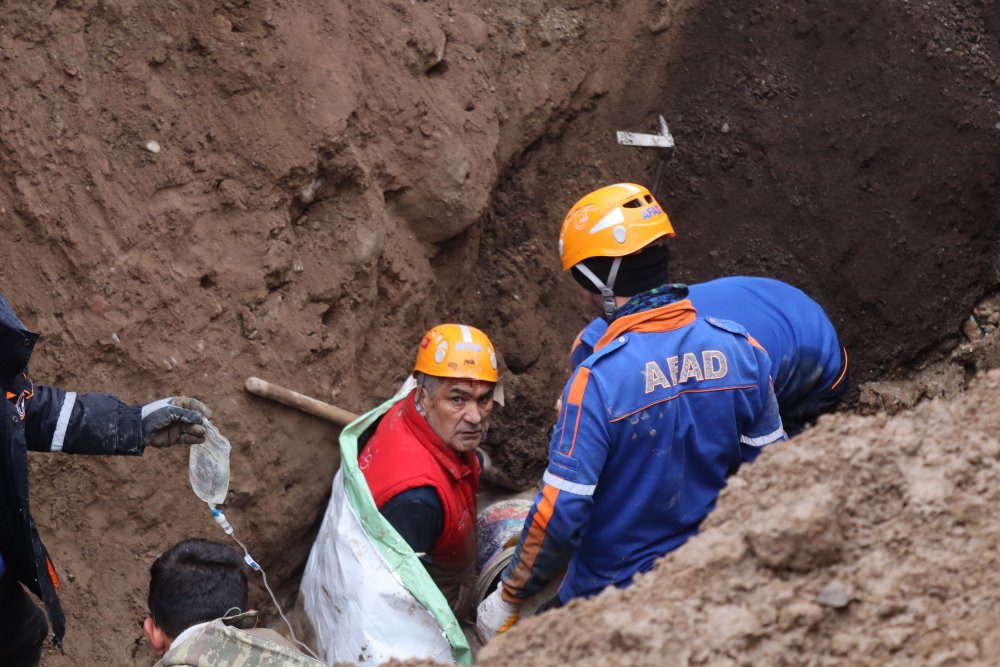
[141,397,212,447]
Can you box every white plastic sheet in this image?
[300,396,471,666]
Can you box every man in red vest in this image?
[358,323,499,620]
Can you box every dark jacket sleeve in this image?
[379,486,444,557]
[22,384,145,455]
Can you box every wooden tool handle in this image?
[244,376,359,426]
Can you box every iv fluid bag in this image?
[189,419,231,505]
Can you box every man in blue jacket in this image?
[477,183,787,640]
[570,276,848,436]
[0,293,210,666]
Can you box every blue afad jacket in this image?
[572,277,846,417]
[501,295,786,604]
[1,294,145,649]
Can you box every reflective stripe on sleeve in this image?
[739,426,785,448]
[50,392,77,452]
[542,470,596,496]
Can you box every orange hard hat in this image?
[557,183,675,271]
[414,323,499,383]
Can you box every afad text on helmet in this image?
[640,204,663,220]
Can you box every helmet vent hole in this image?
[644,194,653,203]
[622,198,643,208]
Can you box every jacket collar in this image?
[594,299,698,352]
[401,390,475,481]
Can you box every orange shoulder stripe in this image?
[565,369,590,457]
[567,367,590,406]
[502,484,561,600]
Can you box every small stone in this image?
[721,122,731,133]
[89,293,110,315]
[649,16,671,33]
[111,332,121,345]
[299,178,321,204]
[143,140,161,154]
[746,484,843,572]
[818,580,852,608]
[961,315,982,342]
[882,626,912,651]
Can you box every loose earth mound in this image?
[477,370,1000,666]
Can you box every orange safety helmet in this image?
[557,182,674,272]
[414,323,499,383]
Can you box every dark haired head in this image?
[148,538,248,638]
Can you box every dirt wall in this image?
[0,0,996,665]
[471,0,1000,480]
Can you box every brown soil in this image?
[479,368,1000,667]
[0,0,996,665]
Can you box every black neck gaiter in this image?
[570,244,670,296]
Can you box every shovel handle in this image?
[244,376,359,426]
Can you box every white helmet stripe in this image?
[459,325,474,343]
[589,207,625,235]
[610,183,641,194]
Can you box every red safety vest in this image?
[360,390,480,616]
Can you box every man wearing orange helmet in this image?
[477,183,787,641]
[359,323,499,619]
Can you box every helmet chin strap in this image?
[574,258,622,320]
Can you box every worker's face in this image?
[419,378,495,453]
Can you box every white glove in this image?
[475,583,521,643]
